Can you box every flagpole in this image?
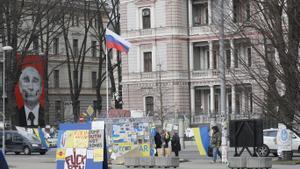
[105,28,131,119]
[106,46,109,118]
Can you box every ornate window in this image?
[91,41,97,57]
[233,0,250,23]
[54,70,59,88]
[145,96,154,116]
[143,52,152,72]
[142,8,151,29]
[192,0,208,26]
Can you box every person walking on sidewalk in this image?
[171,132,181,157]
[211,125,222,163]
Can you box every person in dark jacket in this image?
[154,130,162,156]
[211,125,222,163]
[171,132,181,157]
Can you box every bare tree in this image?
[103,0,123,109]
[90,0,123,117]
[220,0,300,134]
[60,0,98,122]
[0,0,64,125]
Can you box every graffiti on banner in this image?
[64,148,87,169]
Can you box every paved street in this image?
[4,148,300,169]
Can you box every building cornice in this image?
[134,0,156,6]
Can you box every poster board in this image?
[56,121,107,169]
[110,121,153,159]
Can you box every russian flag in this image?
[105,29,132,53]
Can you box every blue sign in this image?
[280,129,288,142]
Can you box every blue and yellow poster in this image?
[111,122,152,159]
[56,121,107,169]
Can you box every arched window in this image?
[145,96,154,116]
[142,8,151,29]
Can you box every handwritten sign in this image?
[89,130,103,148]
[93,149,104,162]
[65,130,89,148]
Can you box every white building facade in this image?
[120,0,263,125]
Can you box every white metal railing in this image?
[192,113,252,124]
[124,26,188,38]
[191,68,247,79]
[125,71,189,82]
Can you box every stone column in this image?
[209,41,214,69]
[231,84,236,116]
[210,85,214,116]
[189,42,194,70]
[230,39,235,69]
[191,86,195,121]
[241,89,245,115]
[179,118,185,149]
[208,0,212,24]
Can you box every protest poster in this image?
[56,121,107,169]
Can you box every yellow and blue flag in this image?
[193,125,210,156]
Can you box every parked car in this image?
[256,128,300,157]
[0,130,48,155]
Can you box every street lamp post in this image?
[2,46,13,156]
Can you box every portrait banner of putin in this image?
[15,55,46,127]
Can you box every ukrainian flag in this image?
[193,126,210,156]
[33,128,49,149]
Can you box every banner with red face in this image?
[15,55,45,127]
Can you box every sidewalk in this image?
[111,158,300,169]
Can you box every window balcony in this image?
[124,27,188,38]
[191,68,247,79]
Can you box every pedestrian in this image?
[171,132,181,157]
[163,130,170,148]
[154,130,162,156]
[210,125,222,163]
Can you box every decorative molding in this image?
[134,0,156,6]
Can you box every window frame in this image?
[233,0,250,23]
[91,41,97,57]
[142,8,151,29]
[145,96,154,116]
[91,71,97,88]
[53,38,59,55]
[54,70,59,88]
[33,36,39,52]
[73,39,79,57]
[143,51,152,72]
[192,0,209,26]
